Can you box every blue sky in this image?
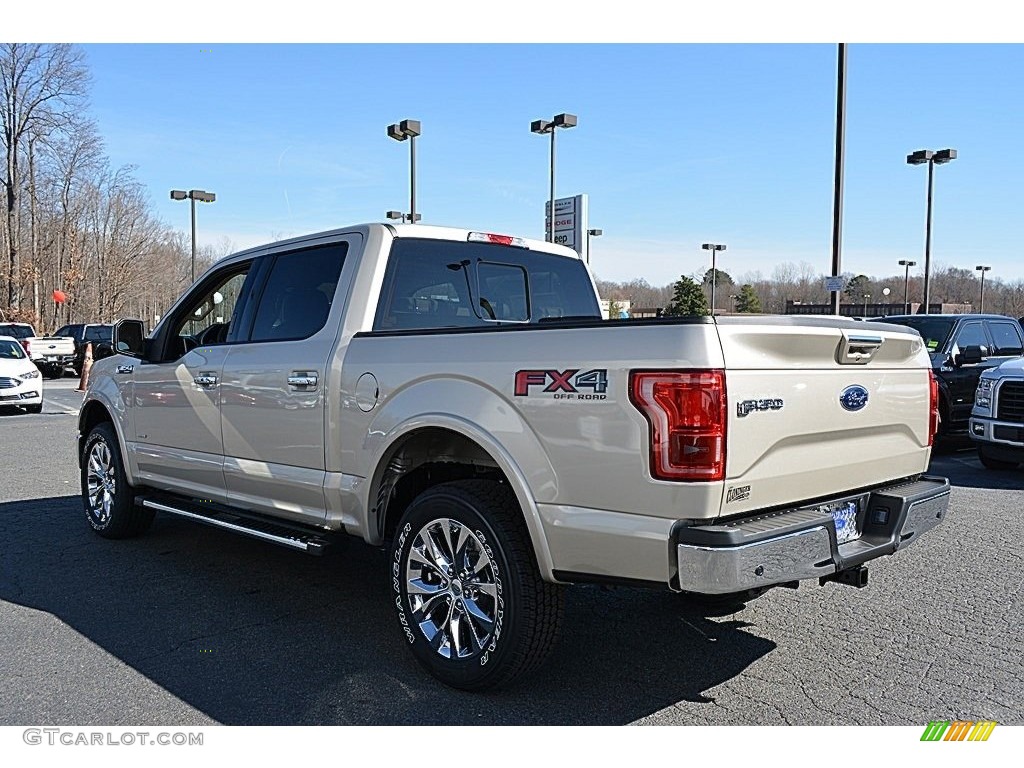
[53,38,1024,286]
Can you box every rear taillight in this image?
[21,339,31,355]
[629,370,727,482]
[928,370,939,446]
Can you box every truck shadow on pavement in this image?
[929,452,1024,491]
[0,495,776,725]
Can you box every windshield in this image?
[875,317,955,353]
[0,339,26,359]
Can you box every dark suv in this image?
[874,314,1024,436]
[53,323,113,376]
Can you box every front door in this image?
[131,264,253,502]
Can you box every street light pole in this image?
[531,113,577,242]
[170,189,216,283]
[702,243,727,315]
[907,148,956,313]
[976,265,992,312]
[862,293,871,315]
[586,228,602,264]
[898,259,916,314]
[387,119,422,223]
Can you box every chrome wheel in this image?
[86,439,116,526]
[404,517,498,660]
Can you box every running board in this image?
[138,497,331,555]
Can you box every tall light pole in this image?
[531,113,577,242]
[702,243,727,315]
[586,228,602,264]
[387,119,421,224]
[829,43,847,316]
[976,265,992,312]
[170,189,216,283]
[898,259,916,314]
[862,293,871,315]
[907,148,957,313]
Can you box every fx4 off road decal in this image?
[514,368,609,400]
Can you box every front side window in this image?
[175,270,250,347]
[249,243,348,342]
[953,322,989,352]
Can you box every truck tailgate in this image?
[715,317,932,517]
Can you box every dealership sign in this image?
[544,194,589,262]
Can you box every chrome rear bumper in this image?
[675,476,950,594]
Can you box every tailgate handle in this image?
[836,334,883,365]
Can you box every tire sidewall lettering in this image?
[393,522,416,644]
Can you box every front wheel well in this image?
[78,401,114,463]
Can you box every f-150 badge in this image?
[515,369,609,400]
[737,398,783,417]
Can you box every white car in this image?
[0,335,43,413]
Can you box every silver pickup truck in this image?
[78,223,949,690]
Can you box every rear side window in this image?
[374,238,599,331]
[988,321,1024,355]
[250,243,348,342]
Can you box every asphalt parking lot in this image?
[1,378,1021,726]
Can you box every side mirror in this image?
[113,319,147,359]
[956,345,986,367]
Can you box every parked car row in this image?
[0,322,112,379]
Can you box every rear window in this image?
[0,324,34,340]
[373,238,599,331]
[84,326,113,342]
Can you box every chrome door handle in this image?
[288,372,318,389]
[193,373,218,387]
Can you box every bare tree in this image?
[1,43,89,309]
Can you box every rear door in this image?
[219,236,357,525]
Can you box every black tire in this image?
[390,479,564,691]
[42,366,62,380]
[978,448,1019,471]
[24,402,43,414]
[81,422,154,538]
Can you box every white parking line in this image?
[49,403,80,415]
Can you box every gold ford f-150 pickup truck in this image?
[78,223,949,690]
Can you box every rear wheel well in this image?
[375,428,509,544]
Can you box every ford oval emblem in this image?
[840,385,869,412]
